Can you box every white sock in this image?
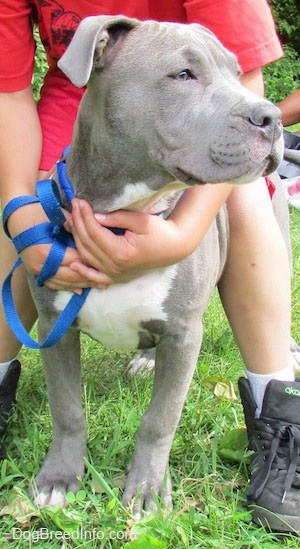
[246,362,295,417]
[0,357,18,384]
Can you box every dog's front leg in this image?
[123,325,203,516]
[33,326,86,507]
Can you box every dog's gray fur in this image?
[29,15,285,512]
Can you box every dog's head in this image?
[58,16,283,201]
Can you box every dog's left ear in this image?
[58,15,139,87]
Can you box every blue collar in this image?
[56,148,127,235]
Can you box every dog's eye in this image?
[175,69,195,81]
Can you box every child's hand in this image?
[68,198,185,285]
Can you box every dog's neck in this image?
[65,89,188,214]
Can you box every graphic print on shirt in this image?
[37,0,81,58]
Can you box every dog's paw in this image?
[127,349,155,376]
[32,450,84,507]
[32,485,70,508]
[122,463,172,518]
[32,474,82,508]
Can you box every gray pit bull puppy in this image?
[29,15,284,513]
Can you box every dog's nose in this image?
[248,103,282,140]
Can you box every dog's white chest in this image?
[54,265,177,348]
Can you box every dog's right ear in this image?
[58,15,139,88]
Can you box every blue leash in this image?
[2,152,91,349]
[2,149,165,349]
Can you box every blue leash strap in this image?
[56,148,75,202]
[1,158,91,349]
[11,223,56,254]
[36,178,67,228]
[2,263,90,349]
[2,149,165,349]
[2,196,40,238]
[35,178,75,286]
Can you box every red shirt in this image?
[0,0,283,170]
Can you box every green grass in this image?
[0,208,299,548]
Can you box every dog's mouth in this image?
[229,151,282,184]
[171,152,279,186]
[172,165,259,186]
[171,167,207,185]
[263,150,283,176]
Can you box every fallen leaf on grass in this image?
[204,376,238,401]
[0,495,40,527]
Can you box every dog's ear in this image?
[58,15,139,87]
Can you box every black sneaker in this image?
[239,377,300,532]
[0,360,21,458]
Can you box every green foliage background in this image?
[264,0,300,102]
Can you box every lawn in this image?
[0,206,298,548]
